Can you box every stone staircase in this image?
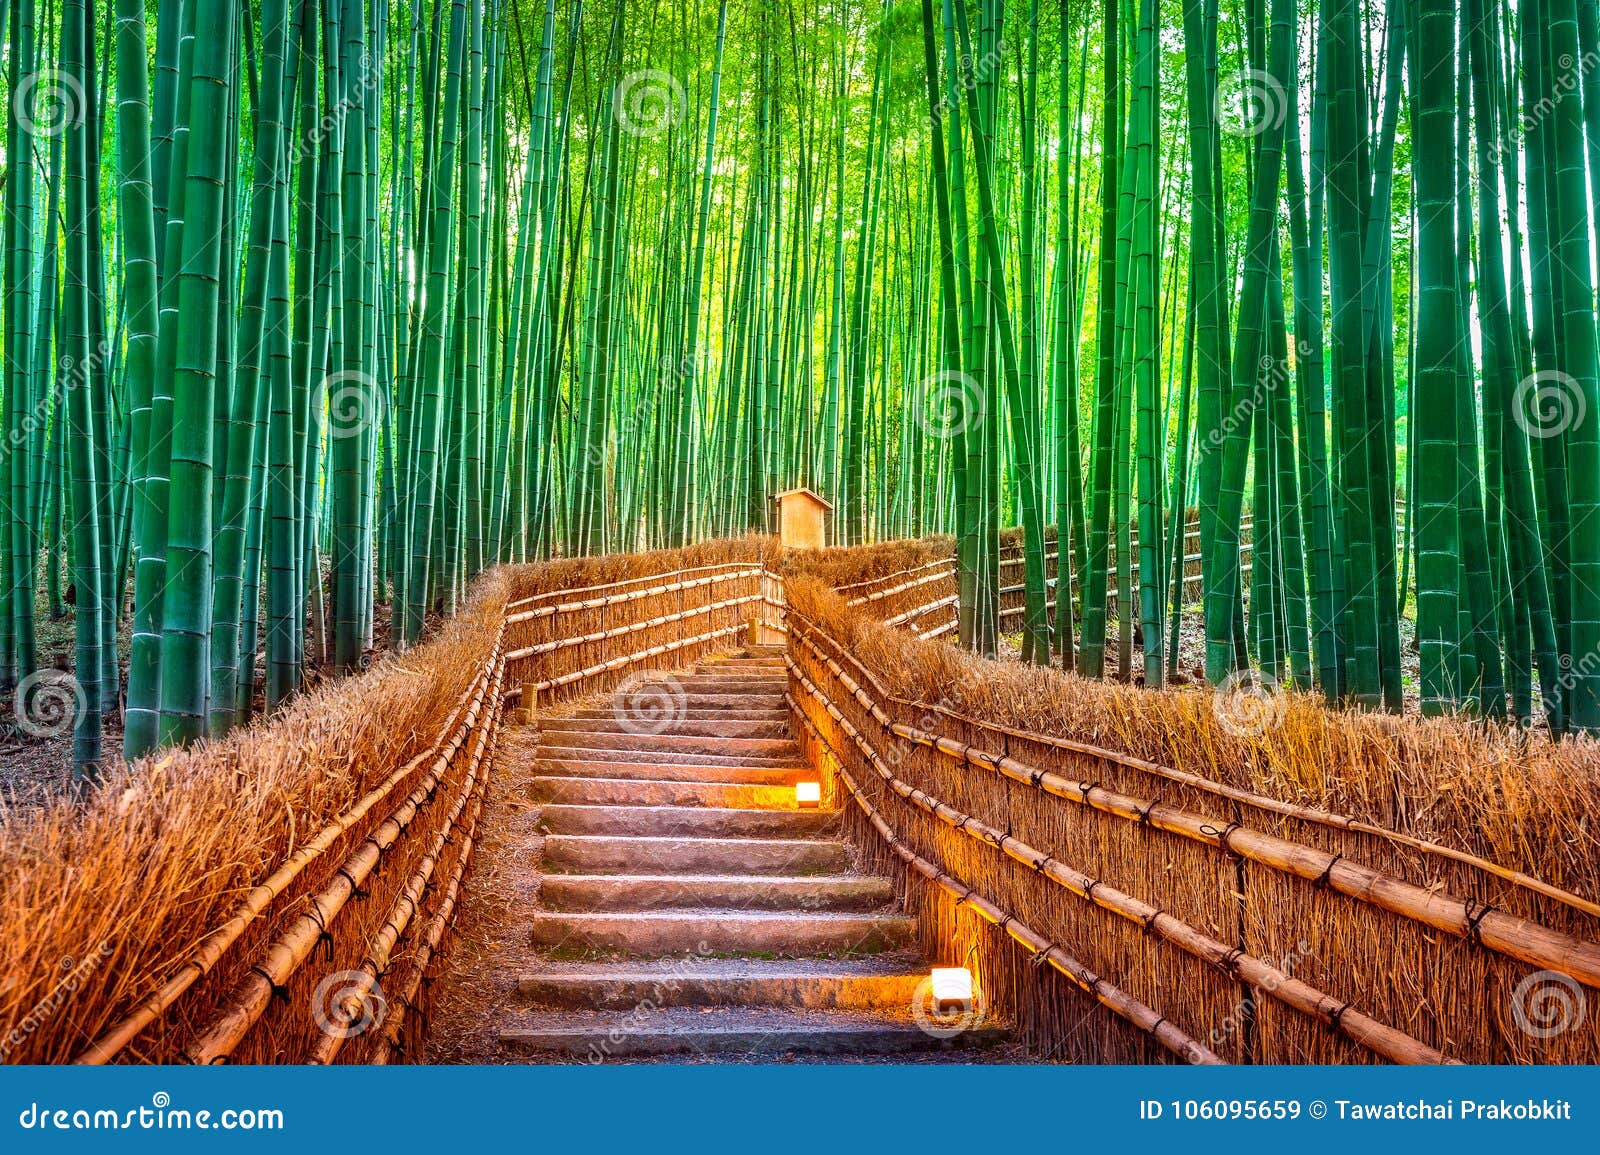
[499,650,1008,1060]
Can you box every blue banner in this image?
[3,1065,1597,1153]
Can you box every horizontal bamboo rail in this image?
[789,693,1222,1064]
[72,630,507,1065]
[307,693,498,1064]
[505,562,759,611]
[788,658,1452,1065]
[183,652,504,1063]
[506,593,761,662]
[506,566,761,625]
[788,614,1600,986]
[844,603,1600,920]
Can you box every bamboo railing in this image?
[66,535,1592,1067]
[781,596,1600,1064]
[70,548,774,1065]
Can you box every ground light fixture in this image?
[795,781,822,808]
[931,967,974,1013]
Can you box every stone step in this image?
[538,803,839,839]
[532,775,810,810]
[569,705,790,723]
[636,691,786,709]
[537,872,889,912]
[542,833,850,875]
[515,958,925,1010]
[534,744,803,769]
[540,716,791,740]
[528,909,915,955]
[499,1007,1009,1058]
[533,758,811,786]
[664,677,788,694]
[537,729,800,759]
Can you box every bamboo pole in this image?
[792,611,1600,922]
[183,657,502,1062]
[791,697,1222,1064]
[73,630,506,1065]
[790,662,1454,1064]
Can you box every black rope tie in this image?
[1082,879,1100,904]
[1140,908,1163,935]
[251,966,292,1006]
[1220,947,1246,976]
[1463,898,1495,945]
[1136,796,1162,828]
[1327,1000,1352,1031]
[1312,853,1343,890]
[1202,820,1246,857]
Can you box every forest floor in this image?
[1,556,407,808]
[998,600,1426,713]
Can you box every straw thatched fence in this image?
[7,531,1596,1066]
[1,538,772,1064]
[781,554,1600,1065]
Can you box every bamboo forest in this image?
[1,0,1599,785]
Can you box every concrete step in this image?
[528,909,915,955]
[664,677,788,694]
[540,716,791,740]
[515,958,925,1010]
[570,705,790,722]
[499,1007,1009,1058]
[538,803,838,839]
[534,744,804,769]
[542,834,850,875]
[537,872,889,912]
[531,775,808,810]
[536,729,801,759]
[533,758,811,786]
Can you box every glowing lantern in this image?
[795,781,822,808]
[931,967,974,1011]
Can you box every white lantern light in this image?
[795,781,822,808]
[930,967,974,1011]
